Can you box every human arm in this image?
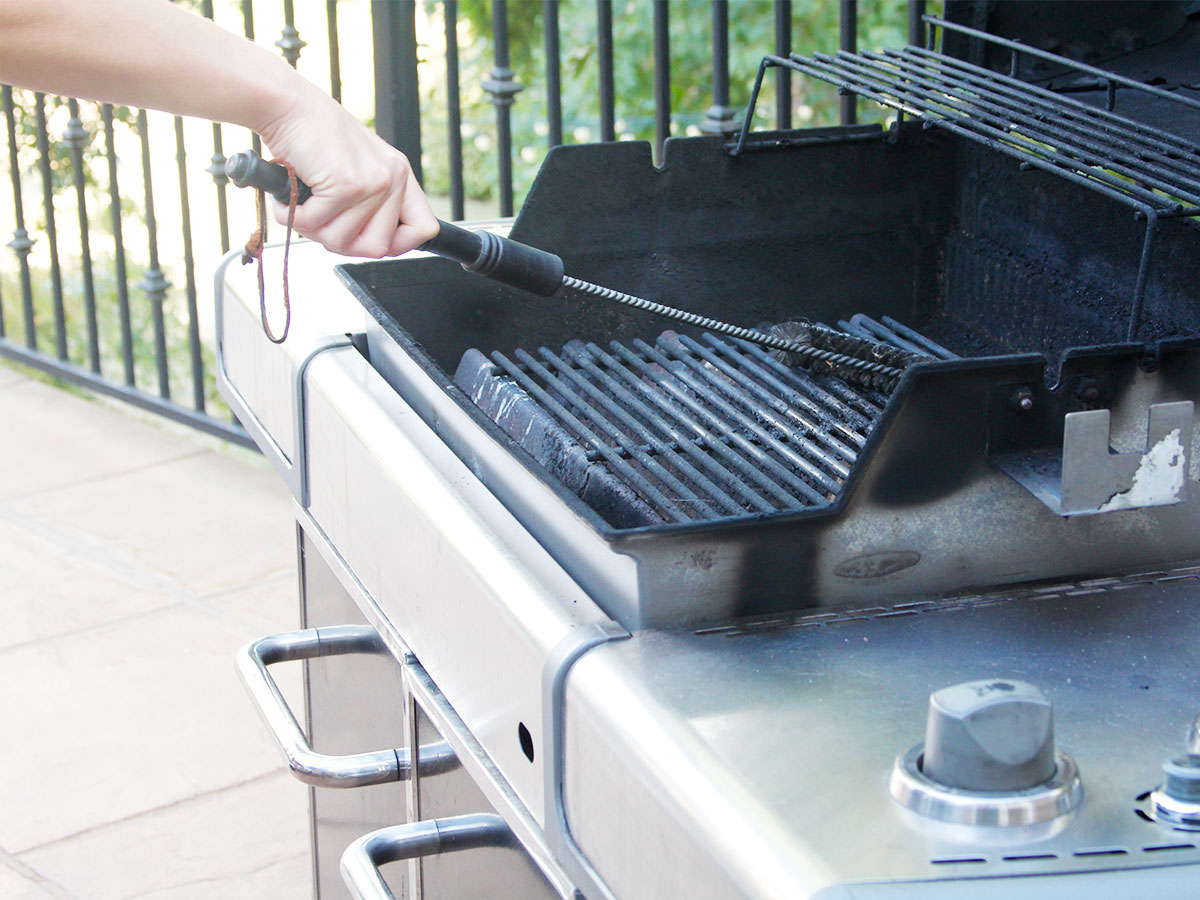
[0,0,437,257]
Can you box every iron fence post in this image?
[65,99,100,374]
[544,0,563,148]
[277,0,307,67]
[3,86,36,351]
[839,0,858,125]
[482,0,522,217]
[700,0,739,135]
[34,93,67,361]
[908,0,926,47]
[372,0,423,185]
[775,0,793,129]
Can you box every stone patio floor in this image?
[1,364,312,898]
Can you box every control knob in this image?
[922,679,1057,792]
[889,678,1082,826]
[1150,754,1200,831]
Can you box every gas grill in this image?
[218,9,1199,898]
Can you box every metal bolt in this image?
[1075,378,1102,404]
[1011,385,1035,412]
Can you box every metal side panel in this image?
[215,242,371,502]
[301,344,621,832]
[563,574,1200,898]
[299,527,410,899]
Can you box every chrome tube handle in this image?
[236,625,456,788]
[340,814,515,900]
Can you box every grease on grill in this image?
[455,317,954,529]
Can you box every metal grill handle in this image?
[236,625,456,788]
[340,814,515,900]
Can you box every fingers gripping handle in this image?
[224,151,564,296]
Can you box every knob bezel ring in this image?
[889,744,1082,827]
[1146,790,1200,832]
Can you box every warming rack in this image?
[734,15,1200,342]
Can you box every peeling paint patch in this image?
[1099,427,1186,512]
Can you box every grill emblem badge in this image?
[834,550,921,579]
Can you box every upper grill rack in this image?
[455,315,954,529]
[733,15,1200,342]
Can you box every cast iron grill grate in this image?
[454,316,954,528]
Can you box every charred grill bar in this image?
[220,4,1200,897]
[455,314,957,529]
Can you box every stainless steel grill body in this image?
[218,27,1200,894]
[342,130,1200,630]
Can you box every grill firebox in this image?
[340,113,1200,629]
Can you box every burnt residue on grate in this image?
[454,317,954,529]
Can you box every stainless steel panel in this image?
[301,528,410,900]
[413,702,557,900]
[563,573,1200,897]
[294,508,581,898]
[302,345,621,827]
[215,244,365,502]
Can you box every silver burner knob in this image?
[1150,754,1200,831]
[922,679,1057,792]
[889,679,1081,827]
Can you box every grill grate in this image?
[455,317,949,528]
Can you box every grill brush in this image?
[226,150,914,389]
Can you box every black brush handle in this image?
[225,150,564,296]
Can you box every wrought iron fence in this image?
[0,0,927,445]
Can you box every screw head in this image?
[1011,386,1035,412]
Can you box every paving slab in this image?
[5,446,296,599]
[0,859,67,899]
[0,517,174,651]
[1,368,310,896]
[0,604,299,854]
[18,772,310,900]
[0,379,201,501]
[203,569,302,641]
[0,365,29,389]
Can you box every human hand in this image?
[256,83,438,258]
